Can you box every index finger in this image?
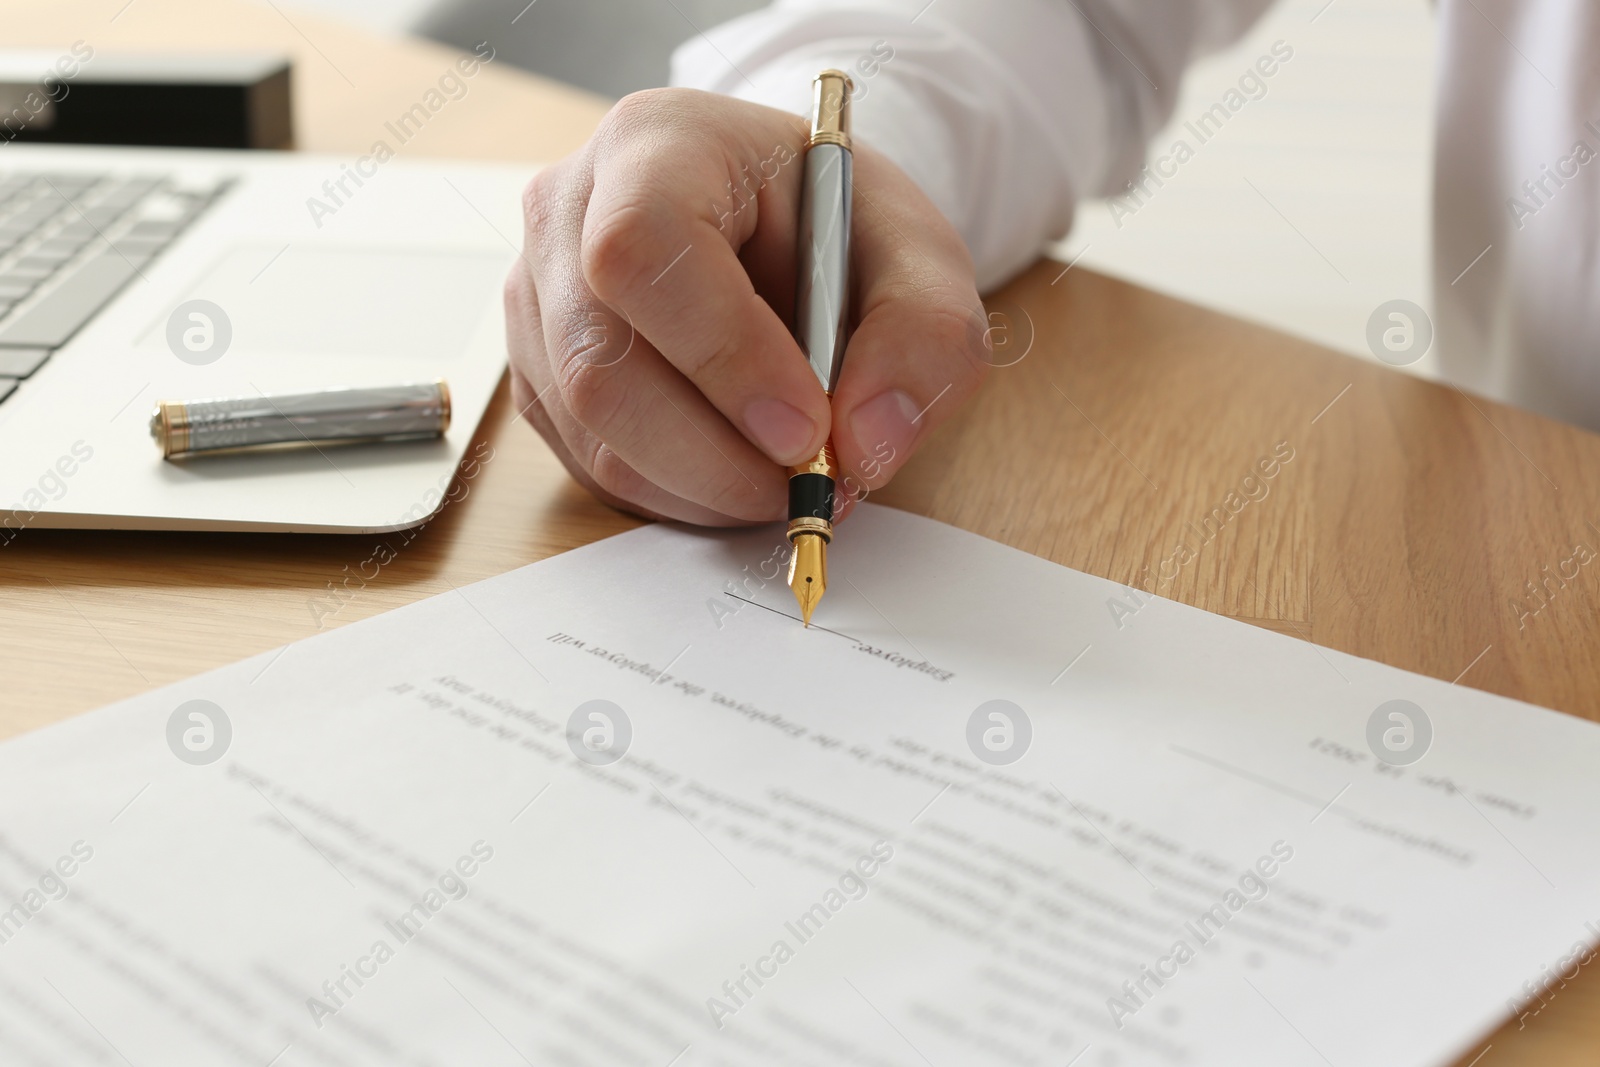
[579,92,833,468]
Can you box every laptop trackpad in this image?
[143,244,506,359]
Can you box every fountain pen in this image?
[787,69,854,627]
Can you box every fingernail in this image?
[744,398,818,464]
[849,389,921,479]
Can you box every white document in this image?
[1,504,1596,1067]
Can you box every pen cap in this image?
[808,69,852,150]
[151,381,450,458]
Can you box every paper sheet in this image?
[1,504,1597,1067]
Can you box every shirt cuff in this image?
[669,0,1104,290]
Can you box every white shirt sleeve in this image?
[670,0,1272,289]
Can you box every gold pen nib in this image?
[788,532,828,627]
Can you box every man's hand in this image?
[506,88,988,525]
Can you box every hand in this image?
[505,88,989,525]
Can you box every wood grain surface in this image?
[1,3,1597,1064]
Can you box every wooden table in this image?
[3,2,1598,1063]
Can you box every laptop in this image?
[0,142,532,534]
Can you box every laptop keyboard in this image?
[0,170,231,396]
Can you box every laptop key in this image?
[102,178,164,204]
[80,206,125,228]
[40,171,100,187]
[0,378,16,404]
[17,251,74,271]
[113,251,158,272]
[0,348,49,377]
[2,264,54,283]
[13,211,62,230]
[111,237,167,258]
[0,251,140,349]
[41,184,98,206]
[0,281,35,300]
[127,219,183,241]
[34,238,90,257]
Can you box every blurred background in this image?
[292,0,1435,375]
